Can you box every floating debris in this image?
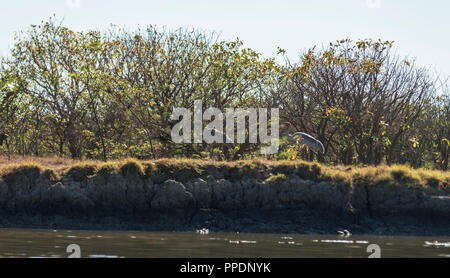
[337,229,352,237]
[281,236,293,240]
[229,240,240,244]
[196,228,210,235]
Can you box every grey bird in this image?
[210,128,233,143]
[284,122,325,154]
[337,229,352,237]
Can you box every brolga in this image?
[209,128,233,161]
[284,122,325,154]
[210,128,233,143]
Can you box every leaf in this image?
[442,138,450,146]
[291,152,297,160]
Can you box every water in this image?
[0,228,448,258]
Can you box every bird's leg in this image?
[293,144,301,160]
[298,144,307,160]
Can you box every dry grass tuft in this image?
[65,162,99,181]
[0,156,448,188]
[0,155,81,170]
[266,173,287,184]
[120,158,145,176]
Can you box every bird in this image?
[196,228,210,235]
[208,128,234,161]
[337,229,352,237]
[284,122,325,154]
[210,128,233,143]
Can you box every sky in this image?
[0,0,449,78]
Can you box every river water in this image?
[0,228,448,258]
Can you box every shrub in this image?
[120,159,145,176]
[0,162,42,182]
[66,163,99,181]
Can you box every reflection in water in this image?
[0,228,448,258]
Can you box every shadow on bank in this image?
[0,159,449,236]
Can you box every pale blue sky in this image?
[0,0,449,78]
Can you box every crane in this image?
[284,122,325,154]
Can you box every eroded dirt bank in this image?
[0,159,449,236]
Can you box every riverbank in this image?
[0,158,449,236]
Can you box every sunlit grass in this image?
[0,156,448,189]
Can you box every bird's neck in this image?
[286,125,291,138]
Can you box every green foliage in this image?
[0,17,447,170]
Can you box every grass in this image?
[0,155,448,189]
[120,158,145,176]
[0,161,43,182]
[0,155,81,170]
[266,173,287,184]
[65,162,99,182]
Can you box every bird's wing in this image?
[291,132,322,150]
[290,132,307,141]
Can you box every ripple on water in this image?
[424,241,450,248]
[88,254,119,258]
[240,240,256,244]
[320,239,354,244]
